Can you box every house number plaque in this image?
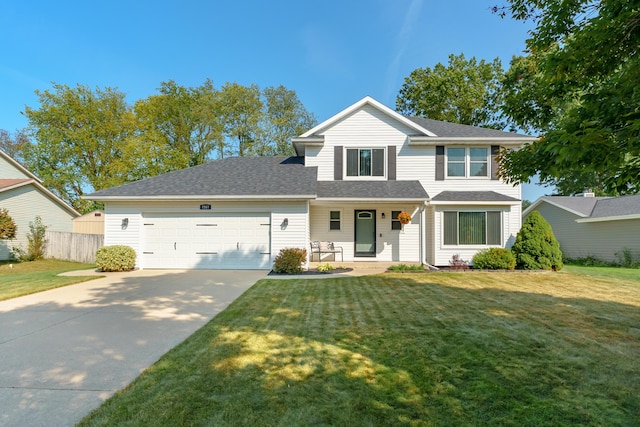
[199,204,212,210]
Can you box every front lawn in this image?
[80,269,640,426]
[0,259,99,301]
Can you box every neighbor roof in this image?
[0,178,32,192]
[316,181,428,201]
[86,156,318,200]
[524,194,640,222]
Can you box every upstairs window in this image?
[346,148,384,177]
[447,147,489,178]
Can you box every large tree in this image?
[496,0,640,195]
[23,83,141,211]
[396,53,507,129]
[0,129,29,162]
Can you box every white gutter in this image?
[576,214,640,223]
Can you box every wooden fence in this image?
[45,231,104,264]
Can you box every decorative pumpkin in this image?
[397,211,412,224]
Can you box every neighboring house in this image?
[72,210,105,235]
[87,97,535,269]
[524,193,640,262]
[0,150,80,260]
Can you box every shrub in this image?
[316,263,334,272]
[449,254,469,270]
[96,245,137,272]
[388,264,425,271]
[273,247,307,274]
[512,211,563,270]
[10,216,47,262]
[0,208,17,240]
[472,248,516,270]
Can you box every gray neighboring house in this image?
[0,150,80,260]
[523,193,640,262]
[87,96,535,269]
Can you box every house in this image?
[524,193,640,262]
[72,210,105,235]
[0,150,80,260]
[86,97,535,269]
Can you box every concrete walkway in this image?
[0,269,267,427]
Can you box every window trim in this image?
[442,210,502,246]
[344,147,386,180]
[329,210,341,231]
[445,147,490,179]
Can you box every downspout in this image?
[421,200,439,270]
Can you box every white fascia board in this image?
[430,200,520,206]
[300,96,436,137]
[314,197,428,203]
[576,214,640,223]
[0,179,35,193]
[85,195,317,202]
[409,136,537,146]
[292,137,324,157]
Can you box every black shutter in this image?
[436,146,445,181]
[491,145,500,180]
[387,145,396,180]
[334,146,343,180]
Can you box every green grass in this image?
[79,269,640,426]
[0,259,99,301]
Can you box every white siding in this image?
[104,200,308,269]
[531,203,640,262]
[309,203,422,262]
[0,156,31,179]
[432,204,520,266]
[0,185,75,260]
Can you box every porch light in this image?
[381,212,386,219]
[281,218,288,230]
[121,218,129,230]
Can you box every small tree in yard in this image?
[0,208,17,240]
[512,211,563,271]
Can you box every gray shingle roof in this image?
[539,196,603,216]
[404,116,531,138]
[87,156,317,198]
[316,181,428,200]
[590,194,640,218]
[431,191,520,202]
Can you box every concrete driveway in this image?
[0,269,267,427]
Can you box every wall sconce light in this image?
[281,218,288,230]
[121,218,129,230]
[381,212,386,219]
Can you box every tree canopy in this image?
[496,0,640,195]
[12,81,315,212]
[396,53,508,130]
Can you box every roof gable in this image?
[0,150,40,181]
[300,96,436,138]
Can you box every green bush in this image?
[273,247,307,274]
[96,245,137,272]
[0,208,17,240]
[472,248,516,270]
[512,211,563,271]
[10,216,47,262]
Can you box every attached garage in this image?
[141,213,271,269]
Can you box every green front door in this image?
[354,210,376,256]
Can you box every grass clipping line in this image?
[79,270,640,426]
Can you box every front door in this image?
[354,210,376,256]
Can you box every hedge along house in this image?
[86,97,536,269]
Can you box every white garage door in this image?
[141,213,271,269]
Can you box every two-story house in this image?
[87,97,535,269]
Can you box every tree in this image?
[496,0,640,195]
[216,82,263,157]
[0,208,17,240]
[512,211,563,271]
[134,79,222,169]
[396,53,508,129]
[261,86,316,156]
[23,83,141,211]
[0,129,29,162]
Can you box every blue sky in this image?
[0,0,551,200]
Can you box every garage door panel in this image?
[142,213,270,269]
